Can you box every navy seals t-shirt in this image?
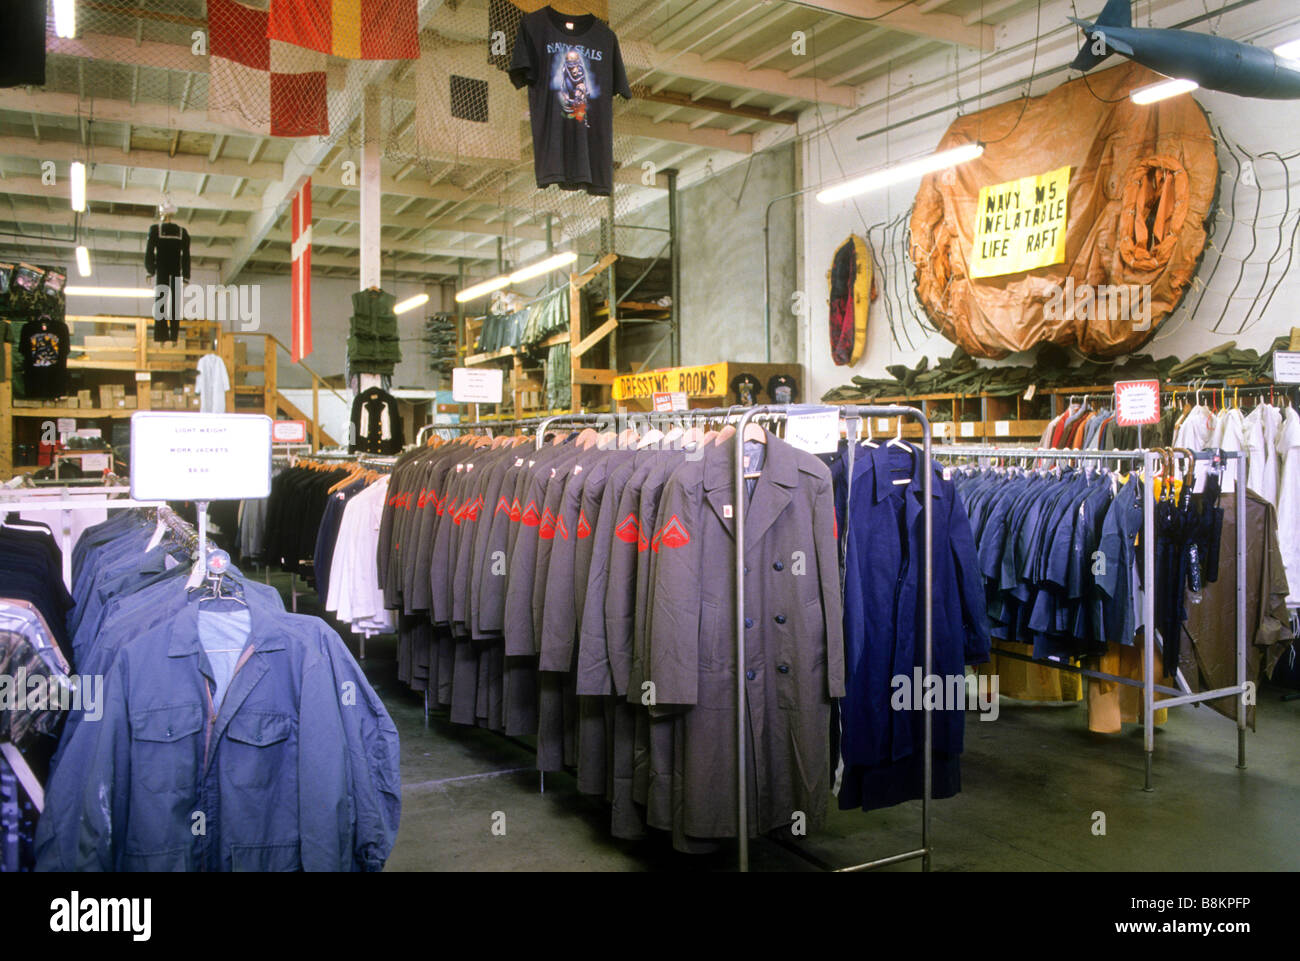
[509,6,631,197]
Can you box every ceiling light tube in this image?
[54,0,76,38]
[65,286,156,298]
[454,276,511,304]
[1130,77,1198,105]
[70,161,86,212]
[508,251,578,284]
[816,143,984,204]
[1274,39,1300,60]
[75,245,92,277]
[394,292,429,314]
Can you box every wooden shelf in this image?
[10,407,136,418]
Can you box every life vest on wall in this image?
[827,234,873,366]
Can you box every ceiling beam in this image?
[636,89,799,125]
[701,7,793,61]
[0,175,262,212]
[788,27,882,78]
[782,0,992,49]
[746,16,839,70]
[0,132,283,182]
[827,37,932,86]
[0,89,252,139]
[632,44,854,107]
[620,114,752,153]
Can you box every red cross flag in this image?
[291,179,313,363]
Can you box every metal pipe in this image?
[667,168,680,367]
[733,405,757,871]
[1236,448,1248,769]
[1142,450,1156,792]
[919,407,933,872]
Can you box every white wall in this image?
[799,0,1300,401]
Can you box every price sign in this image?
[129,412,272,501]
[783,406,839,454]
[652,392,688,412]
[272,420,307,443]
[1114,379,1161,427]
[80,453,110,472]
[1273,351,1300,384]
[452,368,504,404]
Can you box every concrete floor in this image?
[273,572,1300,872]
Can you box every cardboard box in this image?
[125,395,138,409]
[77,389,92,406]
[98,385,114,408]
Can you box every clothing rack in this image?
[932,444,1249,790]
[539,403,938,874]
[0,485,162,587]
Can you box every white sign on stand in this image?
[129,412,272,501]
[452,368,504,405]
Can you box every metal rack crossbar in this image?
[932,444,1249,790]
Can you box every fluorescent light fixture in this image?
[74,245,92,277]
[455,251,581,303]
[65,286,155,298]
[508,250,578,284]
[1130,77,1198,105]
[454,276,511,304]
[816,143,984,204]
[54,0,76,38]
[70,161,86,212]
[394,292,429,314]
[1275,39,1300,60]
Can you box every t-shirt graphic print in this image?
[510,7,631,197]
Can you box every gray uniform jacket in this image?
[646,431,845,840]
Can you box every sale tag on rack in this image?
[783,406,839,454]
[1114,379,1161,427]
[129,413,272,501]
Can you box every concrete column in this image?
[360,88,383,289]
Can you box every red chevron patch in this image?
[576,510,592,539]
[556,514,570,540]
[417,487,437,509]
[521,501,541,526]
[509,498,521,522]
[538,506,557,539]
[638,529,650,552]
[651,514,691,552]
[495,496,511,517]
[614,513,640,544]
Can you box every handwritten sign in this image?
[1114,380,1161,427]
[969,165,1071,279]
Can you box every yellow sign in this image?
[969,165,1071,279]
[612,363,729,401]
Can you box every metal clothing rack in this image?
[0,485,162,587]
[932,444,1249,790]
[539,403,938,874]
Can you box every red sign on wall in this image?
[1114,380,1161,427]
[272,420,308,443]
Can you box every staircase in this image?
[219,332,342,448]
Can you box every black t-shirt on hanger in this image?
[509,6,631,197]
[18,316,69,399]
